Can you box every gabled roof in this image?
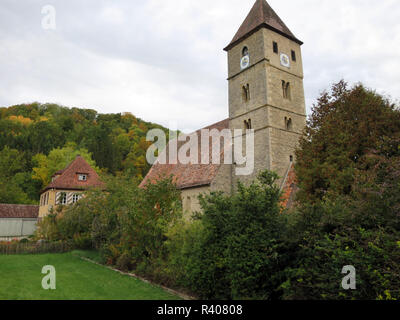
[42,155,104,193]
[224,0,302,51]
[140,119,230,190]
[0,204,39,219]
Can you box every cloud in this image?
[0,0,399,131]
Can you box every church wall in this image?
[231,126,271,188]
[210,164,233,194]
[266,65,306,116]
[269,128,301,184]
[228,61,268,119]
[268,107,306,133]
[227,30,267,79]
[262,28,303,78]
[181,186,210,219]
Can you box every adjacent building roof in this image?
[224,0,302,51]
[0,204,39,219]
[42,155,104,193]
[140,119,230,190]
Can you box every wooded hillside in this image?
[0,102,169,204]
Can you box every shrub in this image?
[175,171,288,300]
[116,252,133,272]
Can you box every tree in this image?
[32,143,98,188]
[0,181,34,204]
[295,80,400,203]
[283,81,400,300]
[26,120,65,154]
[0,146,26,178]
[82,124,119,173]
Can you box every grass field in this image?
[0,252,180,300]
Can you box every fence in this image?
[0,241,72,255]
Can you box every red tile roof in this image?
[42,155,104,192]
[281,163,298,209]
[224,0,302,51]
[0,204,39,219]
[140,119,230,190]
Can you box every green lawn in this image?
[0,252,180,300]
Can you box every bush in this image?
[173,171,287,300]
[116,252,133,272]
[281,199,400,300]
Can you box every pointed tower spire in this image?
[224,0,302,51]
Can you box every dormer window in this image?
[78,174,87,181]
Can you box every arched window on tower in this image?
[285,117,293,131]
[282,81,291,100]
[242,46,249,57]
[244,119,252,130]
[242,84,250,102]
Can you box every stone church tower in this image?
[142,0,306,213]
[225,0,306,187]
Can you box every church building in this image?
[141,0,306,214]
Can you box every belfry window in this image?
[244,119,252,130]
[242,46,249,57]
[285,117,293,131]
[291,50,296,62]
[273,41,278,54]
[287,118,293,131]
[282,81,291,100]
[242,84,250,102]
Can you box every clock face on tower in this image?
[240,55,250,70]
[280,53,290,68]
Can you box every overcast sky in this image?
[0,0,399,132]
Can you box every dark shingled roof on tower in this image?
[224,0,302,51]
[0,204,39,219]
[42,155,104,193]
[140,119,230,190]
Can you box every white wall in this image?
[0,218,38,239]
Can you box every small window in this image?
[78,174,87,181]
[286,118,293,131]
[244,119,252,130]
[242,46,249,57]
[59,192,67,205]
[282,81,291,100]
[185,196,192,212]
[273,41,278,54]
[290,155,294,162]
[242,84,250,102]
[291,50,296,61]
[72,194,80,204]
